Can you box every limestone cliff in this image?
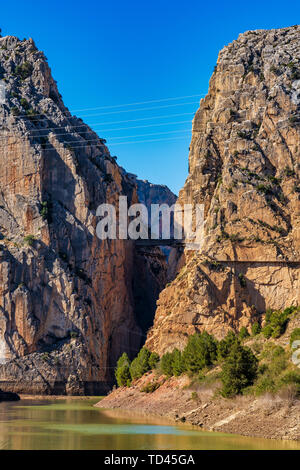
[135,178,177,209]
[146,26,300,354]
[0,35,169,394]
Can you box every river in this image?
[0,398,299,450]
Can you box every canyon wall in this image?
[146,26,300,355]
[0,35,171,394]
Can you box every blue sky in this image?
[1,0,300,194]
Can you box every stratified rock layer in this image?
[146,26,300,354]
[0,35,170,394]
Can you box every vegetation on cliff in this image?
[115,306,300,398]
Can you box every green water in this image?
[0,398,299,450]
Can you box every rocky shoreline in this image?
[96,372,300,441]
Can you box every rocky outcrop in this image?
[134,178,177,209]
[0,35,168,394]
[146,25,300,355]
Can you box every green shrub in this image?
[14,61,33,79]
[290,328,300,346]
[41,352,49,362]
[239,326,250,340]
[251,322,261,336]
[115,352,132,387]
[141,382,160,393]
[272,353,287,375]
[256,183,272,195]
[149,352,160,369]
[24,234,35,246]
[291,70,300,80]
[252,345,288,395]
[160,352,174,377]
[237,130,251,140]
[40,201,52,222]
[217,331,239,361]
[262,324,273,338]
[183,331,218,373]
[284,166,295,177]
[130,348,151,380]
[20,98,30,110]
[271,325,282,338]
[171,348,185,376]
[160,348,185,378]
[254,375,276,395]
[279,371,300,394]
[262,306,295,338]
[238,273,247,288]
[116,352,130,369]
[26,108,38,122]
[221,343,258,397]
[251,341,263,355]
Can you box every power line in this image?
[0,127,192,146]
[70,93,205,112]
[108,135,190,146]
[4,131,191,149]
[92,119,192,133]
[106,128,191,141]
[0,119,192,143]
[1,100,198,121]
[74,101,199,118]
[0,135,191,153]
[0,112,195,135]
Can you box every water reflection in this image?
[0,399,299,450]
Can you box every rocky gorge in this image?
[0,24,299,405]
[98,25,300,441]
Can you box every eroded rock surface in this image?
[0,35,170,394]
[146,26,300,354]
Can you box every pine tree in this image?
[149,352,160,369]
[183,332,217,373]
[239,326,250,340]
[221,343,258,397]
[160,352,174,377]
[129,348,151,380]
[171,349,185,376]
[251,322,261,336]
[115,352,131,387]
[217,330,239,361]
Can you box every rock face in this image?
[129,176,177,335]
[135,178,177,209]
[146,26,300,355]
[0,35,169,394]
